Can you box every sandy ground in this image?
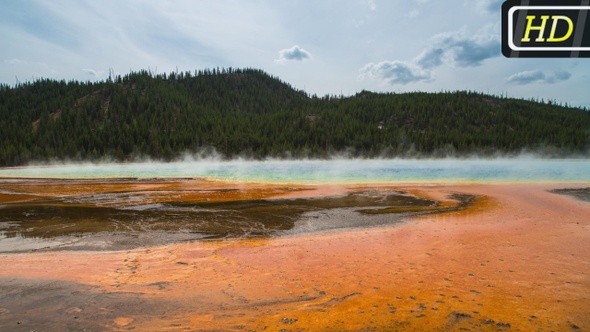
[0,182,589,331]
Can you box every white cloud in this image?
[360,60,431,85]
[361,28,500,85]
[507,70,572,85]
[82,68,105,79]
[405,0,429,19]
[506,70,545,85]
[472,0,503,14]
[405,9,420,19]
[415,47,445,69]
[275,45,312,63]
[552,70,572,82]
[426,31,500,67]
[364,0,377,11]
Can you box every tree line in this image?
[0,68,589,166]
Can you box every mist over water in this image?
[0,158,589,183]
[1,158,589,252]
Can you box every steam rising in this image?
[0,151,588,183]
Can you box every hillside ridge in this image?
[0,68,589,166]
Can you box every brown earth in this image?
[0,181,589,331]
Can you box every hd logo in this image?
[502,0,590,57]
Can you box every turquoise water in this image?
[0,159,589,183]
[1,159,588,251]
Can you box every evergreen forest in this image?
[1,68,589,166]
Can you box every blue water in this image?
[0,159,589,183]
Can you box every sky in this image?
[1,0,589,108]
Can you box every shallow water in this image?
[0,178,473,252]
[1,159,589,182]
[1,159,588,252]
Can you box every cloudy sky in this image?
[1,0,589,107]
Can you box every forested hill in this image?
[1,67,589,166]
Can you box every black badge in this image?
[502,0,590,57]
